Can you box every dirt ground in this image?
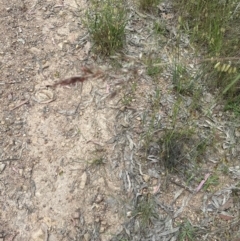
[1,0,240,241]
[0,0,129,240]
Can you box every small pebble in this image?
[84,233,90,241]
[100,226,105,233]
[73,211,80,219]
[0,163,6,173]
[95,194,103,204]
[101,221,107,226]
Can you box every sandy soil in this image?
[0,0,128,240]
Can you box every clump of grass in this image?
[153,20,167,35]
[175,0,234,53]
[178,219,197,241]
[133,195,158,229]
[172,62,194,95]
[173,0,240,113]
[160,129,194,172]
[90,157,105,166]
[145,56,163,78]
[84,0,127,55]
[141,87,162,152]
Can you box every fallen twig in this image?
[170,178,194,193]
[0,158,19,162]
[46,66,103,87]
[10,99,29,111]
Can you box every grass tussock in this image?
[173,0,240,114]
[178,219,197,241]
[84,0,127,56]
[133,194,158,229]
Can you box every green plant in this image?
[178,219,196,241]
[173,0,240,111]
[175,0,234,53]
[153,20,167,35]
[203,174,219,191]
[172,62,194,95]
[87,156,106,168]
[160,129,194,172]
[146,57,163,78]
[84,0,127,55]
[220,164,229,175]
[133,195,158,228]
[141,87,162,153]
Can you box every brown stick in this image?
[10,99,29,111]
[47,76,86,87]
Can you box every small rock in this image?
[8,93,13,100]
[73,211,80,219]
[19,168,23,176]
[59,10,64,16]
[84,233,90,241]
[101,221,107,226]
[235,130,240,138]
[120,120,129,128]
[95,194,104,204]
[58,42,64,50]
[30,224,48,241]
[22,185,28,191]
[0,163,6,173]
[28,47,41,55]
[120,106,126,111]
[80,172,87,189]
[95,217,100,223]
[100,226,105,233]
[127,211,132,217]
[142,174,150,182]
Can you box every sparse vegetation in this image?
[133,194,158,229]
[83,0,240,239]
[84,0,127,55]
[160,129,194,172]
[2,0,240,239]
[145,55,163,78]
[203,174,219,191]
[174,0,240,113]
[178,219,197,241]
[90,157,105,166]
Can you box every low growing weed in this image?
[145,56,163,78]
[203,174,219,191]
[178,219,197,241]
